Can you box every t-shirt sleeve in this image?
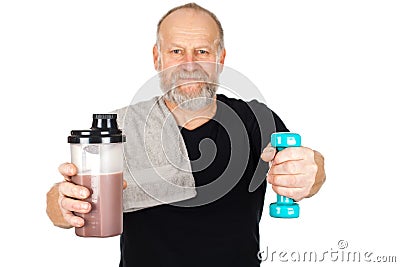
[247,99,290,155]
[271,110,290,133]
[245,99,291,192]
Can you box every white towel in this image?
[114,96,197,212]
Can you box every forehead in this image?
[159,8,219,46]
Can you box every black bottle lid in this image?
[68,114,126,144]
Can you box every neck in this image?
[164,95,217,130]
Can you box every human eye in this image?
[196,49,209,55]
[171,49,183,55]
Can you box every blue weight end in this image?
[269,202,300,218]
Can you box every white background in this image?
[1,0,399,266]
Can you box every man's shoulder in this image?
[110,96,164,129]
[217,94,271,116]
[112,96,161,113]
[217,94,287,132]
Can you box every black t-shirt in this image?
[120,94,288,267]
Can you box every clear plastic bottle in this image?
[68,114,125,237]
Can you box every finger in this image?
[57,193,87,228]
[260,143,276,162]
[123,179,127,190]
[58,181,90,200]
[267,173,308,188]
[62,211,85,228]
[58,162,77,181]
[59,200,85,227]
[58,184,90,227]
[269,160,304,175]
[60,196,91,214]
[271,185,307,202]
[273,147,314,165]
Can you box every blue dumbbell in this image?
[269,132,301,218]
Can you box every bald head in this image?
[156,3,224,55]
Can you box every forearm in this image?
[306,150,326,198]
[46,183,72,229]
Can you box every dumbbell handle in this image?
[269,132,301,218]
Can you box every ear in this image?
[153,44,159,70]
[218,48,226,65]
[217,48,226,73]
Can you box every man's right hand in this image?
[46,163,91,228]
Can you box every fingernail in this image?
[81,203,89,210]
[262,150,274,159]
[263,147,273,154]
[80,189,88,198]
[66,165,73,174]
[73,217,83,227]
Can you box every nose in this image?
[183,51,194,63]
[182,52,196,71]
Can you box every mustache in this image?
[170,68,210,84]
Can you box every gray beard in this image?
[159,66,219,111]
[163,84,217,111]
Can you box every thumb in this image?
[261,143,276,162]
[58,162,77,181]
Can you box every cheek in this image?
[159,55,180,70]
[202,64,220,80]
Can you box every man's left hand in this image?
[261,144,318,201]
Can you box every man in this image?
[46,3,326,266]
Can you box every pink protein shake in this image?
[68,114,125,237]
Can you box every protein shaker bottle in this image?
[68,114,125,237]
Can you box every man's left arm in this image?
[261,145,326,201]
